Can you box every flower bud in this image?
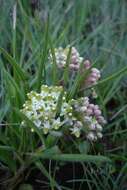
[97,132,103,138]
[96,124,103,131]
[80,106,87,112]
[84,60,91,69]
[87,132,95,141]
[87,108,93,115]
[94,109,102,116]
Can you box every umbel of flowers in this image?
[21,85,106,141]
[49,46,101,87]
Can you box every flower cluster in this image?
[49,46,101,86]
[85,68,101,86]
[21,85,106,141]
[49,47,83,70]
[21,85,73,134]
[69,97,106,141]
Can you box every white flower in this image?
[70,126,81,138]
[33,120,41,128]
[80,106,87,112]
[89,123,96,130]
[96,124,103,131]
[84,116,92,124]
[43,121,52,134]
[97,132,103,138]
[52,118,62,130]
[25,111,33,118]
[87,132,95,141]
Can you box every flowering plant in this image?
[1,2,126,189]
[1,45,109,190]
[21,46,106,146]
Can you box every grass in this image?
[0,0,127,189]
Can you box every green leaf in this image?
[46,134,60,148]
[63,47,72,87]
[16,109,46,147]
[42,145,60,155]
[67,60,92,99]
[36,17,49,91]
[78,141,90,154]
[0,47,28,81]
[32,153,111,164]
[0,146,16,172]
[55,89,65,117]
[4,69,25,106]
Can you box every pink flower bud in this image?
[84,60,91,69]
[71,47,78,55]
[87,108,93,115]
[94,105,99,110]
[69,64,75,69]
[71,56,78,64]
[88,104,94,109]
[69,64,79,71]
[92,68,100,74]
[97,116,106,124]
[94,109,102,116]
[91,72,98,78]
[88,77,97,83]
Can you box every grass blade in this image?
[36,17,49,91]
[32,153,111,164]
[0,47,28,81]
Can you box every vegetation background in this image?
[0,0,127,189]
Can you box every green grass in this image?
[0,0,127,189]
